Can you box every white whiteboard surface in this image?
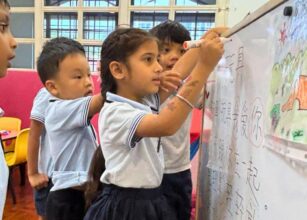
[197,0,307,219]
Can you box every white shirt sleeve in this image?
[30,88,50,123]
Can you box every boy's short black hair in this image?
[0,0,10,8]
[37,37,85,84]
[149,20,191,44]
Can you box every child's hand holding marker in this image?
[183,37,232,50]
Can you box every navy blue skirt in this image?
[162,169,192,220]
[84,184,177,220]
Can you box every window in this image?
[44,13,78,38]
[84,45,101,72]
[10,13,34,38]
[175,0,216,5]
[83,13,118,41]
[175,12,215,40]
[8,0,224,70]
[131,12,168,31]
[131,0,169,6]
[83,0,118,7]
[44,0,78,7]
[11,44,35,69]
[9,0,34,7]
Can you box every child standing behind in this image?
[36,37,104,220]
[0,0,17,218]
[84,27,223,220]
[150,20,194,220]
[27,87,53,220]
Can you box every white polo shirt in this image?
[161,96,192,174]
[45,96,98,191]
[30,88,53,177]
[99,92,164,188]
[0,142,8,219]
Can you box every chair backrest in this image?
[0,117,22,131]
[11,128,29,165]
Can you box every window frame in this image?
[9,0,227,71]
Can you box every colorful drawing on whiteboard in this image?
[268,49,307,144]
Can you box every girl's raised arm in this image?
[136,31,224,137]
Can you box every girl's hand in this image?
[159,70,182,93]
[201,27,229,39]
[198,31,224,71]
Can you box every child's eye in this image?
[0,23,9,33]
[145,56,153,63]
[180,49,186,55]
[163,48,170,53]
[74,75,82,79]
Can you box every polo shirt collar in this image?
[106,92,151,112]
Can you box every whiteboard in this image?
[197,0,307,219]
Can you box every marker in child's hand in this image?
[183,37,232,50]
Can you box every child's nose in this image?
[170,51,180,61]
[10,33,17,49]
[155,61,163,73]
[86,75,93,86]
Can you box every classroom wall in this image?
[0,69,100,131]
[227,0,269,27]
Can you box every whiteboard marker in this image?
[183,37,232,50]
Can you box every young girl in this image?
[0,0,17,218]
[84,27,223,220]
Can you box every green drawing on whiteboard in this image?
[268,49,307,144]
[292,129,304,141]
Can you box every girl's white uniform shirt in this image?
[99,92,163,188]
[30,88,53,177]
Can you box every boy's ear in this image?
[109,61,126,80]
[45,80,59,97]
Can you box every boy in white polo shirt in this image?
[0,0,17,218]
[151,22,224,220]
[150,20,205,220]
[36,37,104,220]
[28,87,53,220]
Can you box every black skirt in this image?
[84,184,177,220]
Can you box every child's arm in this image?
[27,120,49,189]
[173,27,228,78]
[136,31,223,137]
[195,86,206,110]
[88,93,104,118]
[158,27,228,103]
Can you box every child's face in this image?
[158,41,186,71]
[0,4,17,78]
[47,53,94,100]
[121,40,162,101]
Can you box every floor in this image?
[3,167,38,220]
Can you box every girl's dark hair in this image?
[100,27,157,98]
[85,146,105,209]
